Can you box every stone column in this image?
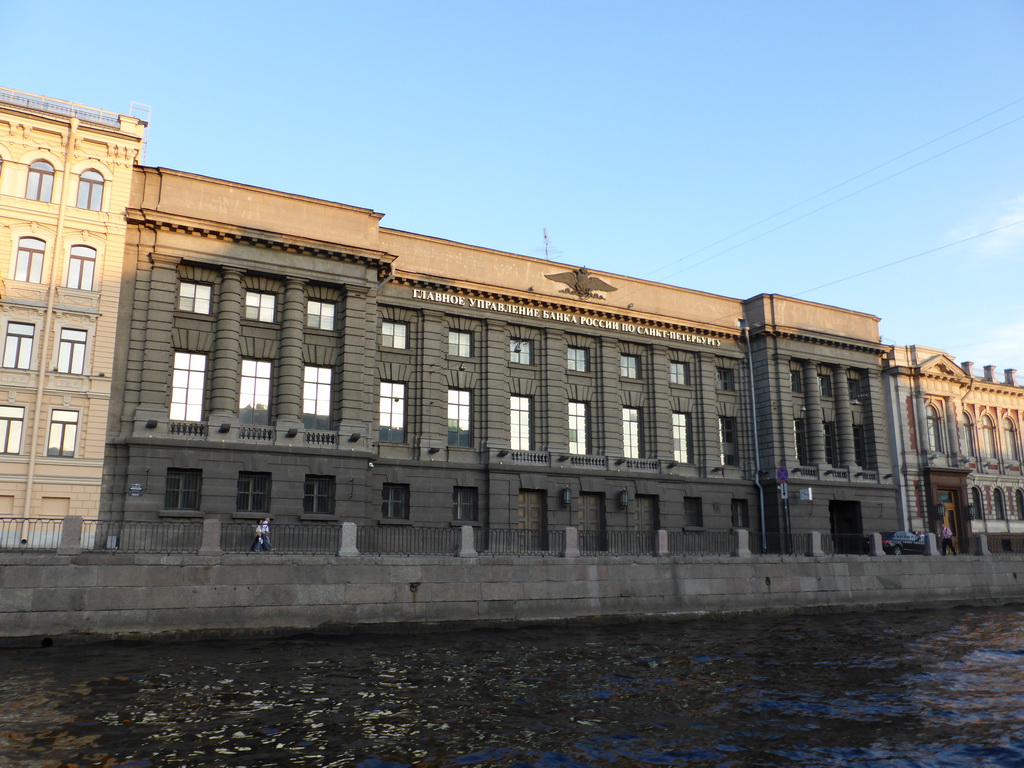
[696,351,720,470]
[135,254,180,419]
[802,361,825,463]
[210,268,243,419]
[833,366,856,466]
[337,284,374,441]
[944,397,960,457]
[276,277,306,423]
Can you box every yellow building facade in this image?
[0,88,145,521]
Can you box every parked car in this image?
[880,531,927,555]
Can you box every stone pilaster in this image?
[276,277,306,422]
[209,268,243,419]
[802,360,825,463]
[833,366,856,465]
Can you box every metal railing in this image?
[474,528,564,555]
[579,529,657,556]
[667,530,734,556]
[0,518,63,551]
[220,522,344,554]
[823,533,869,556]
[80,521,204,553]
[357,525,461,556]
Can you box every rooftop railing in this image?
[0,87,123,127]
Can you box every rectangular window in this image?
[716,367,735,391]
[453,487,478,522]
[791,369,803,392]
[165,468,201,510]
[67,246,96,290]
[672,412,692,463]
[848,374,864,402]
[669,361,690,385]
[307,300,335,330]
[15,238,45,283]
[237,472,271,513]
[510,338,533,364]
[3,323,34,369]
[303,366,332,429]
[178,282,212,314]
[510,395,532,451]
[568,401,589,455]
[719,416,737,466]
[448,330,472,357]
[823,421,837,465]
[0,406,25,454]
[853,424,868,467]
[170,352,206,422]
[239,359,272,425]
[794,418,808,466]
[683,496,704,527]
[567,346,589,372]
[56,328,87,374]
[47,409,79,457]
[382,483,409,519]
[382,320,408,349]
[818,374,834,397]
[379,381,406,442]
[620,354,640,379]
[303,475,335,516]
[731,498,750,528]
[447,388,472,447]
[245,291,276,322]
[623,407,641,458]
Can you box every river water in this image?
[1,606,1023,768]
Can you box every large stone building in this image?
[0,88,145,520]
[103,166,900,547]
[885,345,1024,552]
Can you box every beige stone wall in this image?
[0,90,144,520]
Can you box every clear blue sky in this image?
[6,1,1023,372]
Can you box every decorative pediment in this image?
[918,354,970,380]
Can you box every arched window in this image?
[14,237,46,283]
[926,405,943,453]
[1015,489,1024,520]
[963,413,977,457]
[67,245,97,290]
[1003,419,1020,463]
[76,170,104,211]
[980,415,997,458]
[994,488,1006,520]
[970,486,983,519]
[26,160,55,202]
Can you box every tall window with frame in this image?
[926,405,943,453]
[568,401,589,455]
[823,421,838,465]
[237,472,271,514]
[453,487,478,522]
[165,468,201,511]
[76,170,105,211]
[683,496,704,527]
[66,245,96,290]
[794,418,809,466]
[3,322,34,369]
[307,300,335,330]
[567,346,589,372]
[303,366,332,429]
[178,282,212,314]
[981,415,997,458]
[381,320,408,349]
[1016,489,1024,520]
[716,367,735,391]
[622,407,642,458]
[852,424,868,468]
[719,416,737,466]
[620,355,640,379]
[244,291,276,322]
[0,406,25,454]
[510,395,532,451]
[731,498,750,528]
[669,361,690,385]
[303,475,335,516]
[672,412,692,463]
[790,368,803,392]
[1003,419,1020,463]
[379,382,406,442]
[26,160,55,202]
[510,338,532,365]
[170,352,206,422]
[818,373,834,397]
[57,328,87,374]
[963,413,978,457]
[447,389,472,447]
[15,237,45,283]
[47,409,79,457]
[382,483,409,519]
[239,359,272,425]
[448,330,472,357]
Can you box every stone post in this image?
[563,526,580,558]
[868,532,884,557]
[923,533,939,556]
[337,521,359,556]
[57,516,83,555]
[972,534,989,557]
[732,528,750,558]
[807,530,824,557]
[458,525,478,558]
[656,528,669,556]
[198,519,222,556]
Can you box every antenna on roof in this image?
[531,228,563,261]
[130,101,152,164]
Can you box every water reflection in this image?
[1,607,1022,767]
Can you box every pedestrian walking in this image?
[941,525,956,555]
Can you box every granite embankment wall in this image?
[2,531,1023,646]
